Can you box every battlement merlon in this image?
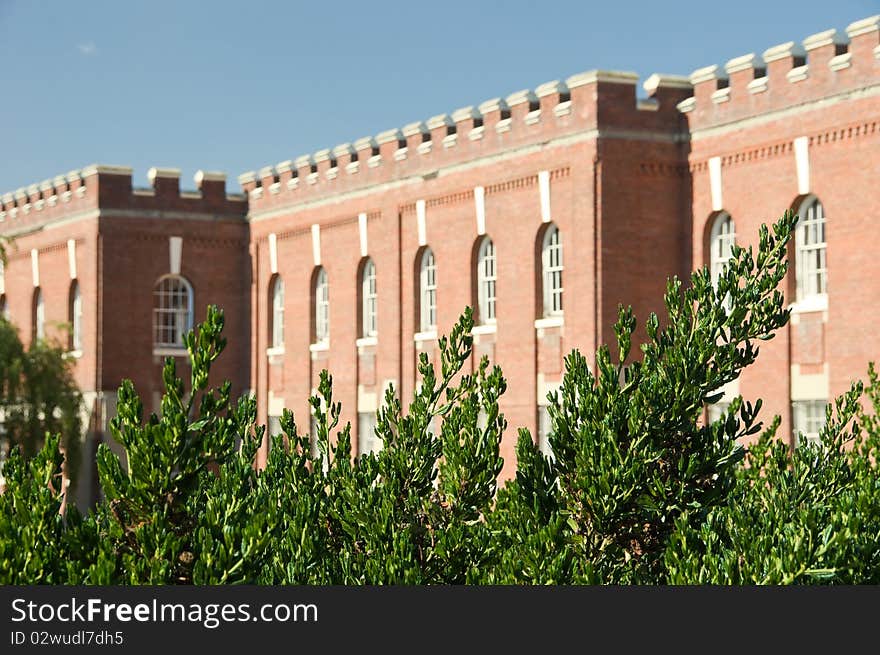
[676,14,880,128]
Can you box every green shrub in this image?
[2,210,878,584]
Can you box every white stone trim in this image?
[307,172,319,185]
[394,147,408,161]
[75,186,87,199]
[794,136,810,195]
[676,97,696,113]
[426,114,452,130]
[413,330,438,343]
[295,154,314,169]
[747,77,768,94]
[525,109,542,124]
[153,346,188,358]
[357,385,378,413]
[637,98,659,111]
[875,44,880,60]
[332,143,354,158]
[311,223,321,266]
[81,164,133,177]
[346,161,360,175]
[195,170,226,185]
[354,137,376,152]
[763,41,805,63]
[495,118,512,133]
[534,316,564,329]
[148,167,182,183]
[326,168,338,181]
[643,73,692,94]
[829,53,852,71]
[376,128,402,145]
[474,186,486,235]
[711,88,731,104]
[725,53,763,75]
[416,199,427,246]
[355,336,378,349]
[803,28,846,51]
[366,154,381,168]
[478,97,507,114]
[31,249,39,287]
[417,141,433,155]
[266,345,285,358]
[287,177,300,190]
[35,199,45,211]
[535,80,567,97]
[268,232,278,274]
[468,126,485,141]
[67,239,77,279]
[539,170,551,223]
[269,182,281,194]
[313,149,331,164]
[787,65,809,83]
[554,101,572,117]
[169,236,183,275]
[790,363,830,401]
[471,323,497,336]
[267,390,286,417]
[708,156,723,212]
[63,349,83,360]
[505,89,536,107]
[451,105,479,122]
[275,160,294,175]
[789,293,828,315]
[309,341,330,353]
[402,122,427,138]
[846,15,880,38]
[237,171,257,186]
[565,70,638,88]
[358,212,368,257]
[442,133,458,149]
[689,65,726,85]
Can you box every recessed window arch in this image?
[32,287,44,342]
[795,196,827,301]
[540,223,563,317]
[360,258,377,338]
[269,274,284,349]
[709,212,736,294]
[69,280,83,352]
[475,236,496,324]
[0,294,8,321]
[417,247,437,333]
[153,274,193,349]
[312,267,330,344]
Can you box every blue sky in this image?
[0,0,876,193]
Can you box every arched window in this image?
[313,267,329,344]
[476,236,496,324]
[418,248,437,333]
[541,224,563,317]
[270,275,284,349]
[0,294,7,321]
[709,212,736,293]
[32,288,44,342]
[69,281,83,352]
[361,258,377,338]
[153,275,193,349]
[796,197,827,301]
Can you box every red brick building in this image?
[1,15,878,504]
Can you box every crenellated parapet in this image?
[678,14,880,132]
[1,165,246,235]
[240,68,693,217]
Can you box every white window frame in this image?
[542,224,563,317]
[271,276,284,349]
[357,411,381,455]
[795,197,827,303]
[709,212,735,288]
[70,281,83,352]
[419,248,437,333]
[314,267,330,345]
[792,399,827,446]
[33,288,44,341]
[361,259,377,338]
[477,236,496,324]
[537,405,554,460]
[152,274,193,351]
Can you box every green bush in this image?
[1,210,878,584]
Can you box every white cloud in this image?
[77,42,97,56]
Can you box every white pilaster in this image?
[358,212,368,257]
[169,236,183,275]
[474,186,486,235]
[794,136,810,196]
[416,199,427,246]
[311,224,321,266]
[708,157,723,211]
